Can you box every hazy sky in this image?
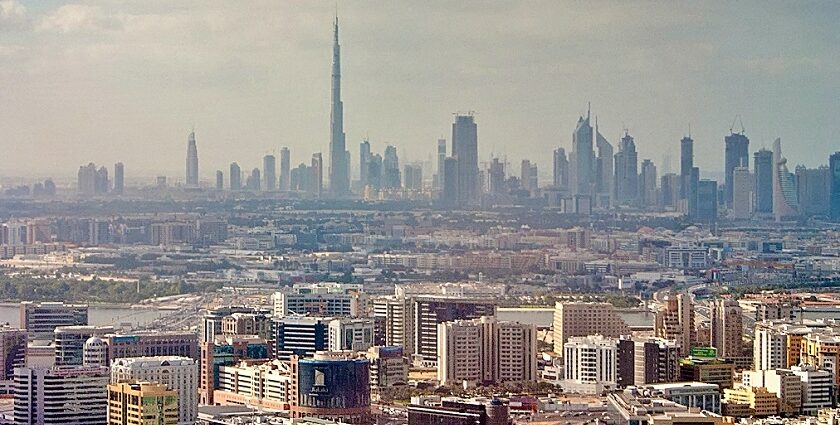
[1,1,838,181]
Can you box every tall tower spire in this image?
[329,11,349,196]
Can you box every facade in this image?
[20,301,88,340]
[408,399,509,425]
[198,335,270,405]
[366,346,409,399]
[328,18,349,196]
[0,328,27,380]
[679,358,735,390]
[107,382,178,425]
[633,337,680,385]
[724,132,749,208]
[104,331,199,362]
[723,385,778,417]
[413,297,496,366]
[113,162,124,195]
[754,148,774,214]
[220,312,271,340]
[452,114,479,206]
[742,369,803,415]
[273,283,363,318]
[229,162,241,190]
[654,294,695,356]
[13,366,110,424]
[648,382,722,414]
[697,180,719,221]
[563,335,618,394]
[437,316,537,387]
[614,131,639,205]
[709,298,744,358]
[552,302,630,354]
[290,352,372,424]
[53,325,114,366]
[110,356,198,425]
[595,124,613,206]
[553,147,569,190]
[796,165,830,217]
[790,365,833,415]
[215,170,223,189]
[831,152,840,221]
[263,154,277,191]
[680,136,697,216]
[731,166,753,219]
[273,316,330,360]
[280,147,291,191]
[186,131,199,187]
[639,159,657,207]
[662,246,708,270]
[202,305,269,343]
[571,110,594,198]
[328,318,375,352]
[214,359,291,411]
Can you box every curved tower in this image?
[772,138,798,221]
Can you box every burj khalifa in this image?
[328,16,349,196]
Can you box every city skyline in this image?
[1,2,838,177]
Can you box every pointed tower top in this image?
[688,122,691,138]
[587,102,591,120]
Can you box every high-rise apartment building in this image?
[754,149,774,214]
[831,152,840,221]
[0,328,27,380]
[437,316,536,386]
[724,132,749,208]
[441,157,459,207]
[263,154,277,191]
[553,147,569,190]
[280,147,291,191]
[563,335,619,394]
[108,382,178,425]
[731,167,753,219]
[709,299,744,358]
[697,180,719,221]
[185,131,199,187]
[312,153,324,196]
[633,337,680,385]
[552,302,630,355]
[111,356,198,425]
[289,352,372,424]
[452,114,479,205]
[639,159,657,206]
[14,366,110,424]
[103,331,199,362]
[366,346,409,400]
[795,165,830,217]
[413,297,496,366]
[229,162,241,190]
[113,162,124,195]
[359,140,371,188]
[654,294,695,354]
[328,18,349,196]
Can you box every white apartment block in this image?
[110,356,198,425]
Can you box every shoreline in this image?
[0,301,157,309]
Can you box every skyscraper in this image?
[113,162,124,195]
[520,160,538,193]
[570,108,594,197]
[553,148,569,190]
[710,299,744,358]
[436,139,446,190]
[442,157,459,207]
[680,136,693,198]
[280,147,291,191]
[311,153,323,196]
[452,114,479,205]
[359,139,371,188]
[731,166,753,219]
[215,170,223,190]
[639,159,657,206]
[263,154,276,191]
[383,145,401,189]
[186,131,199,187]
[614,131,638,205]
[595,120,613,206]
[772,138,798,221]
[724,132,749,208]
[754,149,773,214]
[229,162,241,190]
[831,152,840,221]
[697,180,718,221]
[795,166,830,217]
[328,17,349,196]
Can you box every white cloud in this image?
[35,4,119,33]
[0,0,24,21]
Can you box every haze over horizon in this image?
[1,1,838,180]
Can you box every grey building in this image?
[724,132,750,208]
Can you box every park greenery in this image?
[0,276,222,304]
